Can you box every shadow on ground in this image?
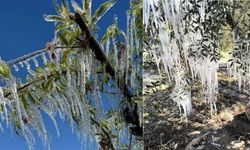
[144,70,250,150]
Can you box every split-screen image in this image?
[0,0,250,149]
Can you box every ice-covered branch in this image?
[70,12,134,99]
[3,69,116,149]
[7,49,45,66]
[70,12,115,77]
[3,71,59,97]
[70,12,141,136]
[7,46,83,66]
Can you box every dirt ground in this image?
[144,68,250,150]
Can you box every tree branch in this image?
[70,13,116,77]
[7,46,82,66]
[4,72,57,97]
[71,13,134,100]
[71,12,141,136]
[3,71,116,149]
[8,49,46,66]
[3,12,141,138]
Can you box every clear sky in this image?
[0,0,129,149]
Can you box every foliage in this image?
[144,0,250,118]
[0,59,10,79]
[0,0,143,149]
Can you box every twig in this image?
[5,13,134,100]
[7,46,83,66]
[8,49,46,66]
[90,117,115,150]
[4,72,57,97]
[185,132,210,150]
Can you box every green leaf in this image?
[89,107,96,116]
[61,0,67,10]
[100,120,109,130]
[0,60,10,79]
[83,0,91,14]
[100,24,117,45]
[56,24,67,32]
[62,49,71,64]
[21,93,28,110]
[44,15,66,23]
[83,0,91,22]
[111,133,118,139]
[92,0,116,24]
[28,92,39,105]
[60,0,70,18]
[58,32,69,46]
[106,108,115,118]
[71,1,83,13]
[44,79,53,92]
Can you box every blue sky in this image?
[0,0,129,149]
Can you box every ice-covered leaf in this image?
[0,60,10,79]
[61,0,69,18]
[92,0,116,24]
[28,92,39,105]
[89,107,96,116]
[100,120,110,130]
[21,93,28,110]
[83,0,90,13]
[44,15,66,23]
[58,32,69,46]
[71,0,83,13]
[101,24,117,45]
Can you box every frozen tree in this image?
[0,0,143,149]
[144,0,250,118]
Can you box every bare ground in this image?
[144,70,250,150]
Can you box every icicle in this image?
[43,68,49,80]
[19,61,24,68]
[55,49,61,72]
[105,38,110,56]
[42,105,60,137]
[80,53,86,94]
[32,57,39,68]
[130,15,134,56]
[9,79,22,121]
[13,64,19,72]
[24,60,31,71]
[0,87,8,126]
[130,65,136,91]
[143,0,150,28]
[27,107,50,150]
[66,56,72,88]
[0,121,3,132]
[125,12,131,86]
[238,72,242,91]
[41,53,48,65]
[144,0,221,116]
[8,78,36,150]
[112,37,118,71]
